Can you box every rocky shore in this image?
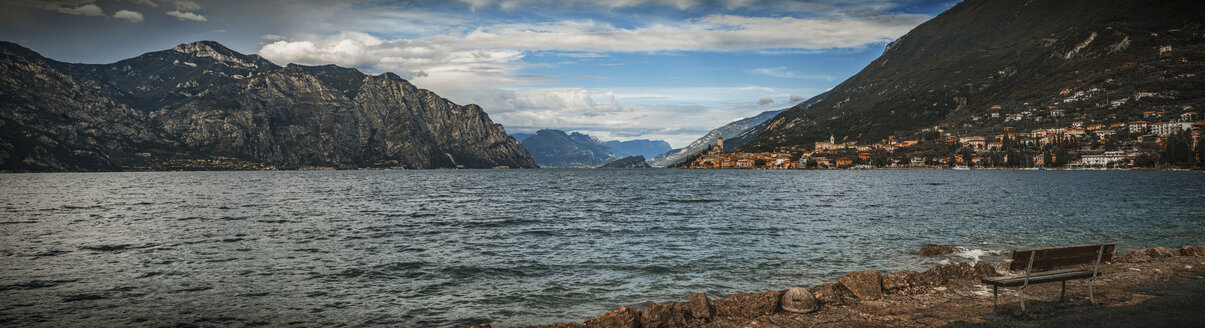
[464,244,1205,328]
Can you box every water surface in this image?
[1,170,1203,327]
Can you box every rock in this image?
[974,261,998,277]
[639,302,688,328]
[920,262,993,286]
[711,291,781,317]
[1178,245,1204,257]
[809,283,850,306]
[687,292,711,320]
[882,270,927,295]
[583,306,640,328]
[780,287,819,313]
[461,324,491,328]
[1120,247,1178,262]
[838,270,883,300]
[913,244,957,256]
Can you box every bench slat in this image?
[981,269,1097,287]
[1008,243,1114,271]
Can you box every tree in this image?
[1160,131,1194,166]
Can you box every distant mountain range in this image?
[517,129,670,167]
[743,0,1205,151]
[0,41,535,171]
[648,94,826,167]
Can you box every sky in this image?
[0,0,958,147]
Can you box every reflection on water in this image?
[1,170,1203,327]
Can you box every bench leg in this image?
[1019,286,1026,313]
[1088,279,1094,305]
[1060,280,1066,302]
[993,285,998,311]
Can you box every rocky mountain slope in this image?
[0,41,535,171]
[743,0,1205,151]
[520,129,616,167]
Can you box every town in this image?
[682,110,1205,170]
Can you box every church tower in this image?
[716,137,725,152]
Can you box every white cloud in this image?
[174,0,201,11]
[750,66,834,80]
[166,10,206,21]
[757,96,774,105]
[789,94,805,102]
[58,4,104,16]
[132,0,157,7]
[113,10,144,22]
[261,34,286,40]
[254,11,924,147]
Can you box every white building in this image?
[1081,151,1131,167]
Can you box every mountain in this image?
[649,93,826,167]
[599,155,650,168]
[743,0,1205,151]
[510,132,535,142]
[0,41,535,171]
[520,129,616,167]
[602,139,672,159]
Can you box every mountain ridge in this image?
[0,41,536,171]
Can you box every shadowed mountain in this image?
[743,0,1205,151]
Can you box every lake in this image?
[1,170,1203,327]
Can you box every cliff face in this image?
[743,0,1205,151]
[0,41,535,171]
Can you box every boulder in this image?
[523,324,582,328]
[838,270,883,300]
[974,261,998,277]
[687,292,711,320]
[780,287,819,313]
[913,244,957,256]
[640,302,688,328]
[711,291,781,317]
[809,283,850,306]
[1178,245,1204,257]
[461,324,491,328]
[882,270,926,295]
[583,306,640,328]
[920,262,994,286]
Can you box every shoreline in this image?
[478,243,1205,328]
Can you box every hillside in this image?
[0,41,536,171]
[743,0,1205,151]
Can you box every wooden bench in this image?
[981,242,1114,312]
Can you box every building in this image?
[1081,151,1131,167]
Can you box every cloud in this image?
[174,0,201,11]
[58,4,104,16]
[112,10,144,22]
[750,66,834,80]
[757,96,774,105]
[789,94,805,102]
[261,34,286,40]
[132,0,157,7]
[166,10,206,21]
